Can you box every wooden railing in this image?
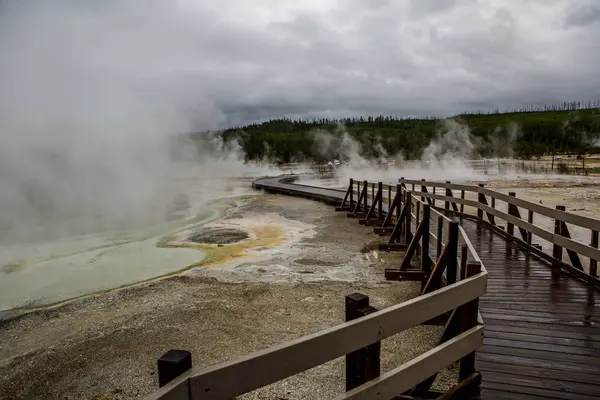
[389,178,600,288]
[146,177,489,400]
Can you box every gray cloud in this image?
[1,0,599,130]
[564,3,600,28]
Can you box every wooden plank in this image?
[379,243,410,252]
[476,360,600,385]
[483,337,600,356]
[591,230,599,277]
[421,247,448,294]
[337,181,352,211]
[479,344,600,366]
[483,330,600,349]
[560,220,585,270]
[400,219,426,271]
[482,318,600,334]
[479,303,600,316]
[478,388,548,400]
[480,373,600,399]
[458,226,482,264]
[399,179,474,192]
[146,370,192,400]
[436,372,481,400]
[389,202,409,244]
[335,326,484,400]
[385,270,426,281]
[480,312,600,328]
[477,352,600,375]
[186,274,487,399]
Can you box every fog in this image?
[0,2,258,243]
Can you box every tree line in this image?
[192,105,600,163]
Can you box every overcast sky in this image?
[1,0,600,130]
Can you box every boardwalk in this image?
[253,176,600,400]
[461,218,600,400]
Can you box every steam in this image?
[303,118,534,187]
[0,2,258,243]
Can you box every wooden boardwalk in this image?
[253,176,600,400]
[460,218,600,400]
[148,177,600,400]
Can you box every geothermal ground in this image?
[0,186,448,400]
[1,168,600,399]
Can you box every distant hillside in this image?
[211,105,600,162]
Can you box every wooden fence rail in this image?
[148,274,486,400]
[393,178,600,288]
[146,177,489,400]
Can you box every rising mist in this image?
[0,2,250,243]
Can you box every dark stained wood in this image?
[458,217,600,400]
[591,230,599,277]
[252,177,600,400]
[437,372,481,400]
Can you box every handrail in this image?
[459,225,482,264]
[337,325,484,400]
[400,178,599,231]
[407,188,600,262]
[148,273,487,400]
[398,177,600,286]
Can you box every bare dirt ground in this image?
[0,193,452,400]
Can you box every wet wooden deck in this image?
[253,176,600,399]
[461,218,600,400]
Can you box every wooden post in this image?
[416,201,421,230]
[371,183,375,204]
[527,210,534,245]
[459,261,481,381]
[507,192,516,236]
[476,184,485,220]
[396,184,401,220]
[591,231,599,277]
[460,190,465,214]
[421,179,426,203]
[345,293,380,391]
[363,180,368,211]
[553,206,565,261]
[378,182,383,218]
[411,258,480,397]
[445,181,451,212]
[405,192,412,243]
[157,350,192,388]
[432,186,436,207]
[446,221,459,285]
[388,185,392,213]
[460,245,468,280]
[349,178,354,209]
[356,181,362,212]
[436,216,443,259]
[421,204,431,291]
